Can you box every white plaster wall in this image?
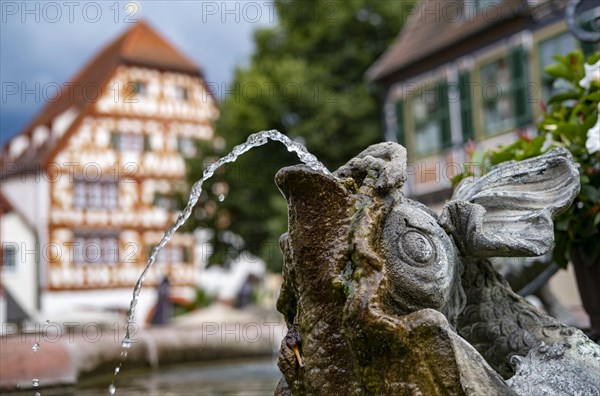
[197,253,265,301]
[42,288,155,326]
[2,175,49,289]
[2,176,48,231]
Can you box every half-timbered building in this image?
[1,21,219,323]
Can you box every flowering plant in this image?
[453,50,600,267]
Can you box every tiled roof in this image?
[367,0,532,83]
[118,21,199,73]
[1,20,203,174]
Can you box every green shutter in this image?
[459,72,474,142]
[144,135,151,151]
[509,46,532,127]
[437,81,452,149]
[395,100,406,146]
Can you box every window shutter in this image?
[437,81,452,149]
[459,72,474,142]
[183,246,191,263]
[509,46,532,127]
[111,131,120,149]
[144,135,151,151]
[395,100,406,146]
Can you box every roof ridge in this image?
[119,21,145,59]
[2,20,204,171]
[367,0,532,82]
[118,20,200,73]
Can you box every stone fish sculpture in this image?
[274,142,600,395]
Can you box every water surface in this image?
[9,358,280,396]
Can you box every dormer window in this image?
[175,86,189,101]
[132,81,148,96]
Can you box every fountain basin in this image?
[0,308,284,391]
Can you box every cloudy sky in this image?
[0,1,275,145]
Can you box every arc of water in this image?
[110,130,330,394]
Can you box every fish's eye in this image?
[399,230,435,266]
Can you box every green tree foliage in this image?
[183,1,413,271]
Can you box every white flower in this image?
[541,132,554,152]
[586,114,600,154]
[579,60,600,90]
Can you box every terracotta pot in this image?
[571,245,600,341]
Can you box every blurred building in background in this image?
[368,0,598,211]
[368,0,599,326]
[0,21,219,325]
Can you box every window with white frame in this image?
[155,245,187,264]
[480,46,531,135]
[116,132,144,152]
[481,58,515,134]
[105,183,118,208]
[74,182,87,208]
[411,82,451,157]
[89,183,103,208]
[73,234,119,265]
[413,94,442,157]
[73,181,118,209]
